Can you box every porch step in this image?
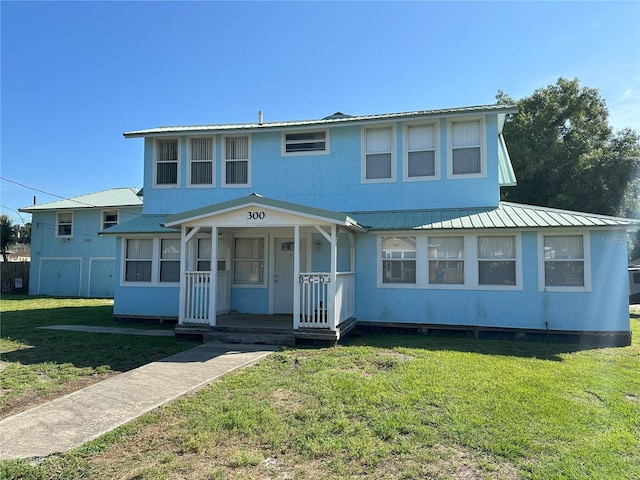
[203,331,295,347]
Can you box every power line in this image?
[0,205,28,225]
[0,176,99,208]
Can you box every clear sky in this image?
[1,1,638,226]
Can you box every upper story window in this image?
[282,130,329,155]
[448,118,485,177]
[102,210,118,230]
[381,236,416,284]
[429,236,464,285]
[154,138,180,187]
[541,234,590,291]
[56,212,73,238]
[362,125,396,183]
[223,136,250,187]
[188,137,214,187]
[404,123,438,181]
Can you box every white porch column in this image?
[293,225,300,330]
[349,231,355,272]
[329,224,337,331]
[209,226,218,326]
[178,226,187,325]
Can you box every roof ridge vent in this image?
[323,112,353,120]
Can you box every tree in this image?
[17,223,31,245]
[497,78,640,218]
[0,214,18,263]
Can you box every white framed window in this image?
[154,138,180,187]
[381,236,416,284]
[478,236,517,286]
[197,237,228,272]
[102,210,118,230]
[159,239,181,283]
[362,125,396,183]
[428,236,464,285]
[124,239,153,282]
[223,135,250,187]
[539,233,591,292]
[282,130,329,155]
[188,137,214,187]
[56,211,73,238]
[233,236,265,285]
[448,118,485,178]
[403,123,438,181]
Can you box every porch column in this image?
[293,225,300,330]
[178,226,187,325]
[208,226,218,326]
[329,224,337,331]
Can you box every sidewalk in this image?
[0,342,278,460]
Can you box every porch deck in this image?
[175,313,357,346]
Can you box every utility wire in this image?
[1,176,103,208]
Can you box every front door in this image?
[274,238,304,314]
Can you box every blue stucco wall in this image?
[141,115,501,215]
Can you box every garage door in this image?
[89,258,115,298]
[39,259,81,296]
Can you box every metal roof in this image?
[497,135,517,187]
[100,215,178,235]
[123,104,519,138]
[164,193,365,230]
[19,188,143,212]
[348,202,640,231]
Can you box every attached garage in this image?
[39,259,81,296]
[89,258,115,298]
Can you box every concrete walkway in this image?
[0,342,278,460]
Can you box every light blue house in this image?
[20,188,143,298]
[103,105,637,344]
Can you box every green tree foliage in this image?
[0,214,18,263]
[17,223,31,245]
[497,77,640,219]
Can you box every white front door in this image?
[274,238,305,314]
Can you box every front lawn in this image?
[1,296,638,479]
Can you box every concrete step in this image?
[203,331,296,347]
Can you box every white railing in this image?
[216,271,231,313]
[184,271,211,324]
[335,272,355,324]
[299,273,330,329]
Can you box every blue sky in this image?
[1,1,638,226]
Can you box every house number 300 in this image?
[247,211,266,220]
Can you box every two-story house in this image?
[103,105,637,344]
[20,188,143,298]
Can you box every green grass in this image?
[1,296,639,479]
[0,294,197,417]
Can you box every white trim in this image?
[402,121,440,182]
[153,137,181,189]
[222,134,251,188]
[187,136,216,188]
[446,116,487,179]
[120,235,182,287]
[538,231,592,293]
[281,129,330,156]
[361,124,397,184]
[55,211,73,238]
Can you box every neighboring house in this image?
[101,105,638,344]
[19,188,143,298]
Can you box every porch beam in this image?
[329,224,337,331]
[314,225,332,243]
[209,226,218,326]
[184,226,202,244]
[178,226,187,325]
[293,225,300,330]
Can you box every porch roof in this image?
[100,214,178,235]
[163,193,366,230]
[347,202,640,231]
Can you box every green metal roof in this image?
[19,187,143,212]
[163,193,365,230]
[497,135,517,187]
[124,104,519,138]
[100,215,178,235]
[348,203,640,231]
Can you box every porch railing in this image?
[184,271,210,324]
[298,272,355,330]
[335,272,355,324]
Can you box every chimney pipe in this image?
[258,110,263,125]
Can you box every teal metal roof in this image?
[348,203,640,231]
[124,104,519,138]
[100,215,178,235]
[497,135,517,187]
[20,188,143,212]
[164,193,365,230]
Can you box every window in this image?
[283,130,328,155]
[478,236,516,286]
[543,235,585,287]
[102,210,118,230]
[382,236,416,284]
[450,119,483,176]
[159,239,180,283]
[197,238,211,271]
[155,139,179,186]
[429,236,464,284]
[224,136,250,186]
[363,126,395,182]
[125,239,153,282]
[188,137,214,186]
[56,212,73,237]
[234,237,264,284]
[404,124,437,180]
